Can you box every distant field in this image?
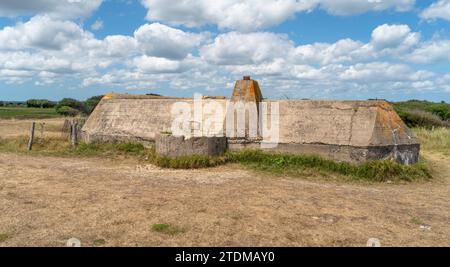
[0,107,61,120]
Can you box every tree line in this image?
[0,96,104,117]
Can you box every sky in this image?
[0,0,450,102]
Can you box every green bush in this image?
[427,104,450,121]
[84,95,104,114]
[55,106,80,117]
[393,100,450,128]
[26,99,56,108]
[56,98,86,113]
[395,108,450,129]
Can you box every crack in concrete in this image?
[348,108,358,146]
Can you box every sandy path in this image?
[0,152,449,247]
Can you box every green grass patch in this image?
[147,146,227,169]
[0,233,10,243]
[151,223,184,235]
[71,142,145,157]
[226,150,431,182]
[92,239,106,246]
[410,217,425,225]
[0,107,61,120]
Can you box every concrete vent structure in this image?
[231,76,263,104]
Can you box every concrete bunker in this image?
[81,76,420,165]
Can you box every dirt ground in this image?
[0,119,449,247]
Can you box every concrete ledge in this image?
[155,134,227,157]
[228,141,420,165]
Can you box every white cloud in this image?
[133,55,182,73]
[318,0,415,16]
[140,0,312,32]
[0,0,102,19]
[0,16,205,86]
[200,32,293,65]
[141,0,415,31]
[199,24,421,69]
[91,19,104,31]
[292,39,368,65]
[421,0,450,21]
[408,40,450,63]
[0,51,75,73]
[370,24,419,51]
[0,15,90,50]
[134,23,208,60]
[340,62,422,82]
[0,15,448,99]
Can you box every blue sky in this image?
[0,0,449,102]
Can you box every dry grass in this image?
[413,127,450,155]
[0,119,449,247]
[0,152,448,247]
[0,118,65,138]
[0,136,431,183]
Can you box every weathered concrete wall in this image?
[256,100,419,164]
[271,100,417,147]
[82,97,228,144]
[82,94,420,164]
[155,134,227,157]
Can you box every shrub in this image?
[84,95,104,114]
[393,100,450,128]
[56,106,80,117]
[56,98,86,113]
[26,99,56,108]
[427,104,450,121]
[395,108,450,129]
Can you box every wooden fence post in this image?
[39,122,45,137]
[71,121,78,147]
[27,122,36,151]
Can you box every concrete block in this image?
[155,134,227,157]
